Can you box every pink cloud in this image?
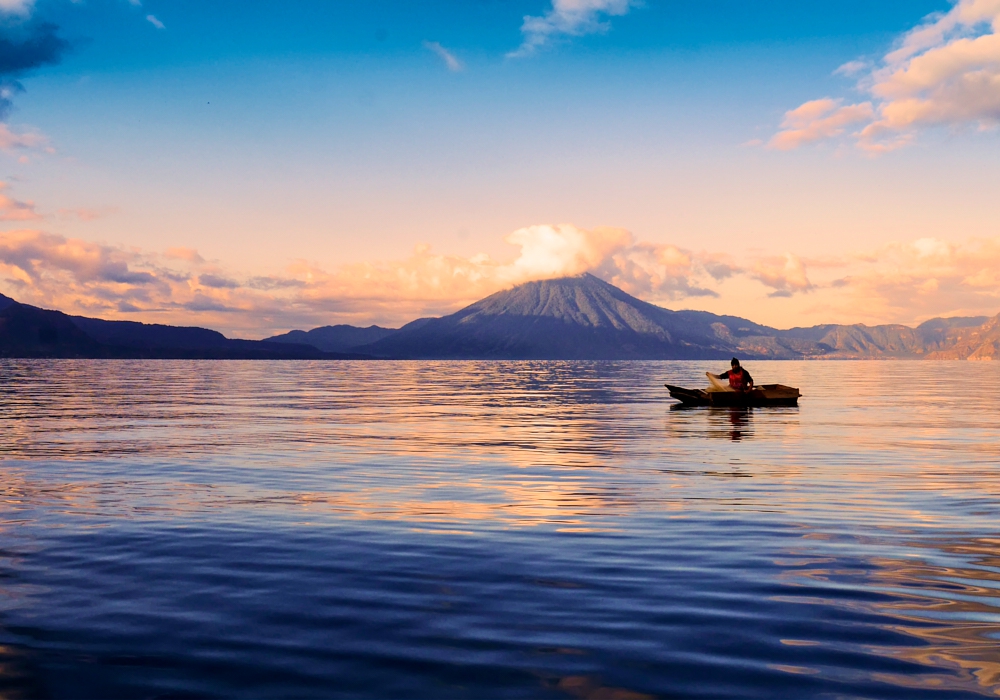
[0,182,41,221]
[750,254,814,296]
[0,124,48,152]
[57,207,116,222]
[773,0,1000,151]
[769,99,874,150]
[163,247,205,263]
[0,225,729,336]
[824,236,1000,322]
[1,226,997,336]
[0,0,35,16]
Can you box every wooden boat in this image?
[665,383,801,407]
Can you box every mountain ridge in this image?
[266,324,396,353]
[0,295,367,359]
[346,274,997,360]
[2,278,998,360]
[360,274,766,359]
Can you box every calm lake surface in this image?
[1,360,998,699]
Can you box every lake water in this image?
[1,359,998,699]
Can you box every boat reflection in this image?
[723,407,752,442]
[668,405,755,441]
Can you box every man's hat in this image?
[731,357,740,366]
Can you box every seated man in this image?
[713,357,754,391]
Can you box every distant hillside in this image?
[0,300,107,358]
[927,314,1000,360]
[777,323,926,358]
[347,275,998,360]
[266,324,397,353]
[916,316,989,341]
[3,280,998,360]
[71,316,234,352]
[0,296,366,359]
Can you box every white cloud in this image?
[773,0,1000,151]
[146,14,165,29]
[503,224,630,280]
[422,41,463,72]
[508,0,635,57]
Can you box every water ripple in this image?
[0,359,999,698]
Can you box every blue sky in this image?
[32,1,946,64]
[1,0,999,335]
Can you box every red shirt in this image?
[720,368,753,390]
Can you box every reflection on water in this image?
[865,537,1000,694]
[669,405,760,441]
[1,359,999,698]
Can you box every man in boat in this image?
[713,358,754,392]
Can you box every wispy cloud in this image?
[0,0,34,16]
[198,273,240,289]
[0,181,39,220]
[751,254,814,297]
[422,41,463,72]
[821,237,1000,323]
[0,122,47,152]
[508,0,635,58]
[769,98,875,150]
[146,14,165,29]
[163,247,204,264]
[773,0,1000,152]
[833,60,869,77]
[57,207,116,222]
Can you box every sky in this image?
[1,0,999,337]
